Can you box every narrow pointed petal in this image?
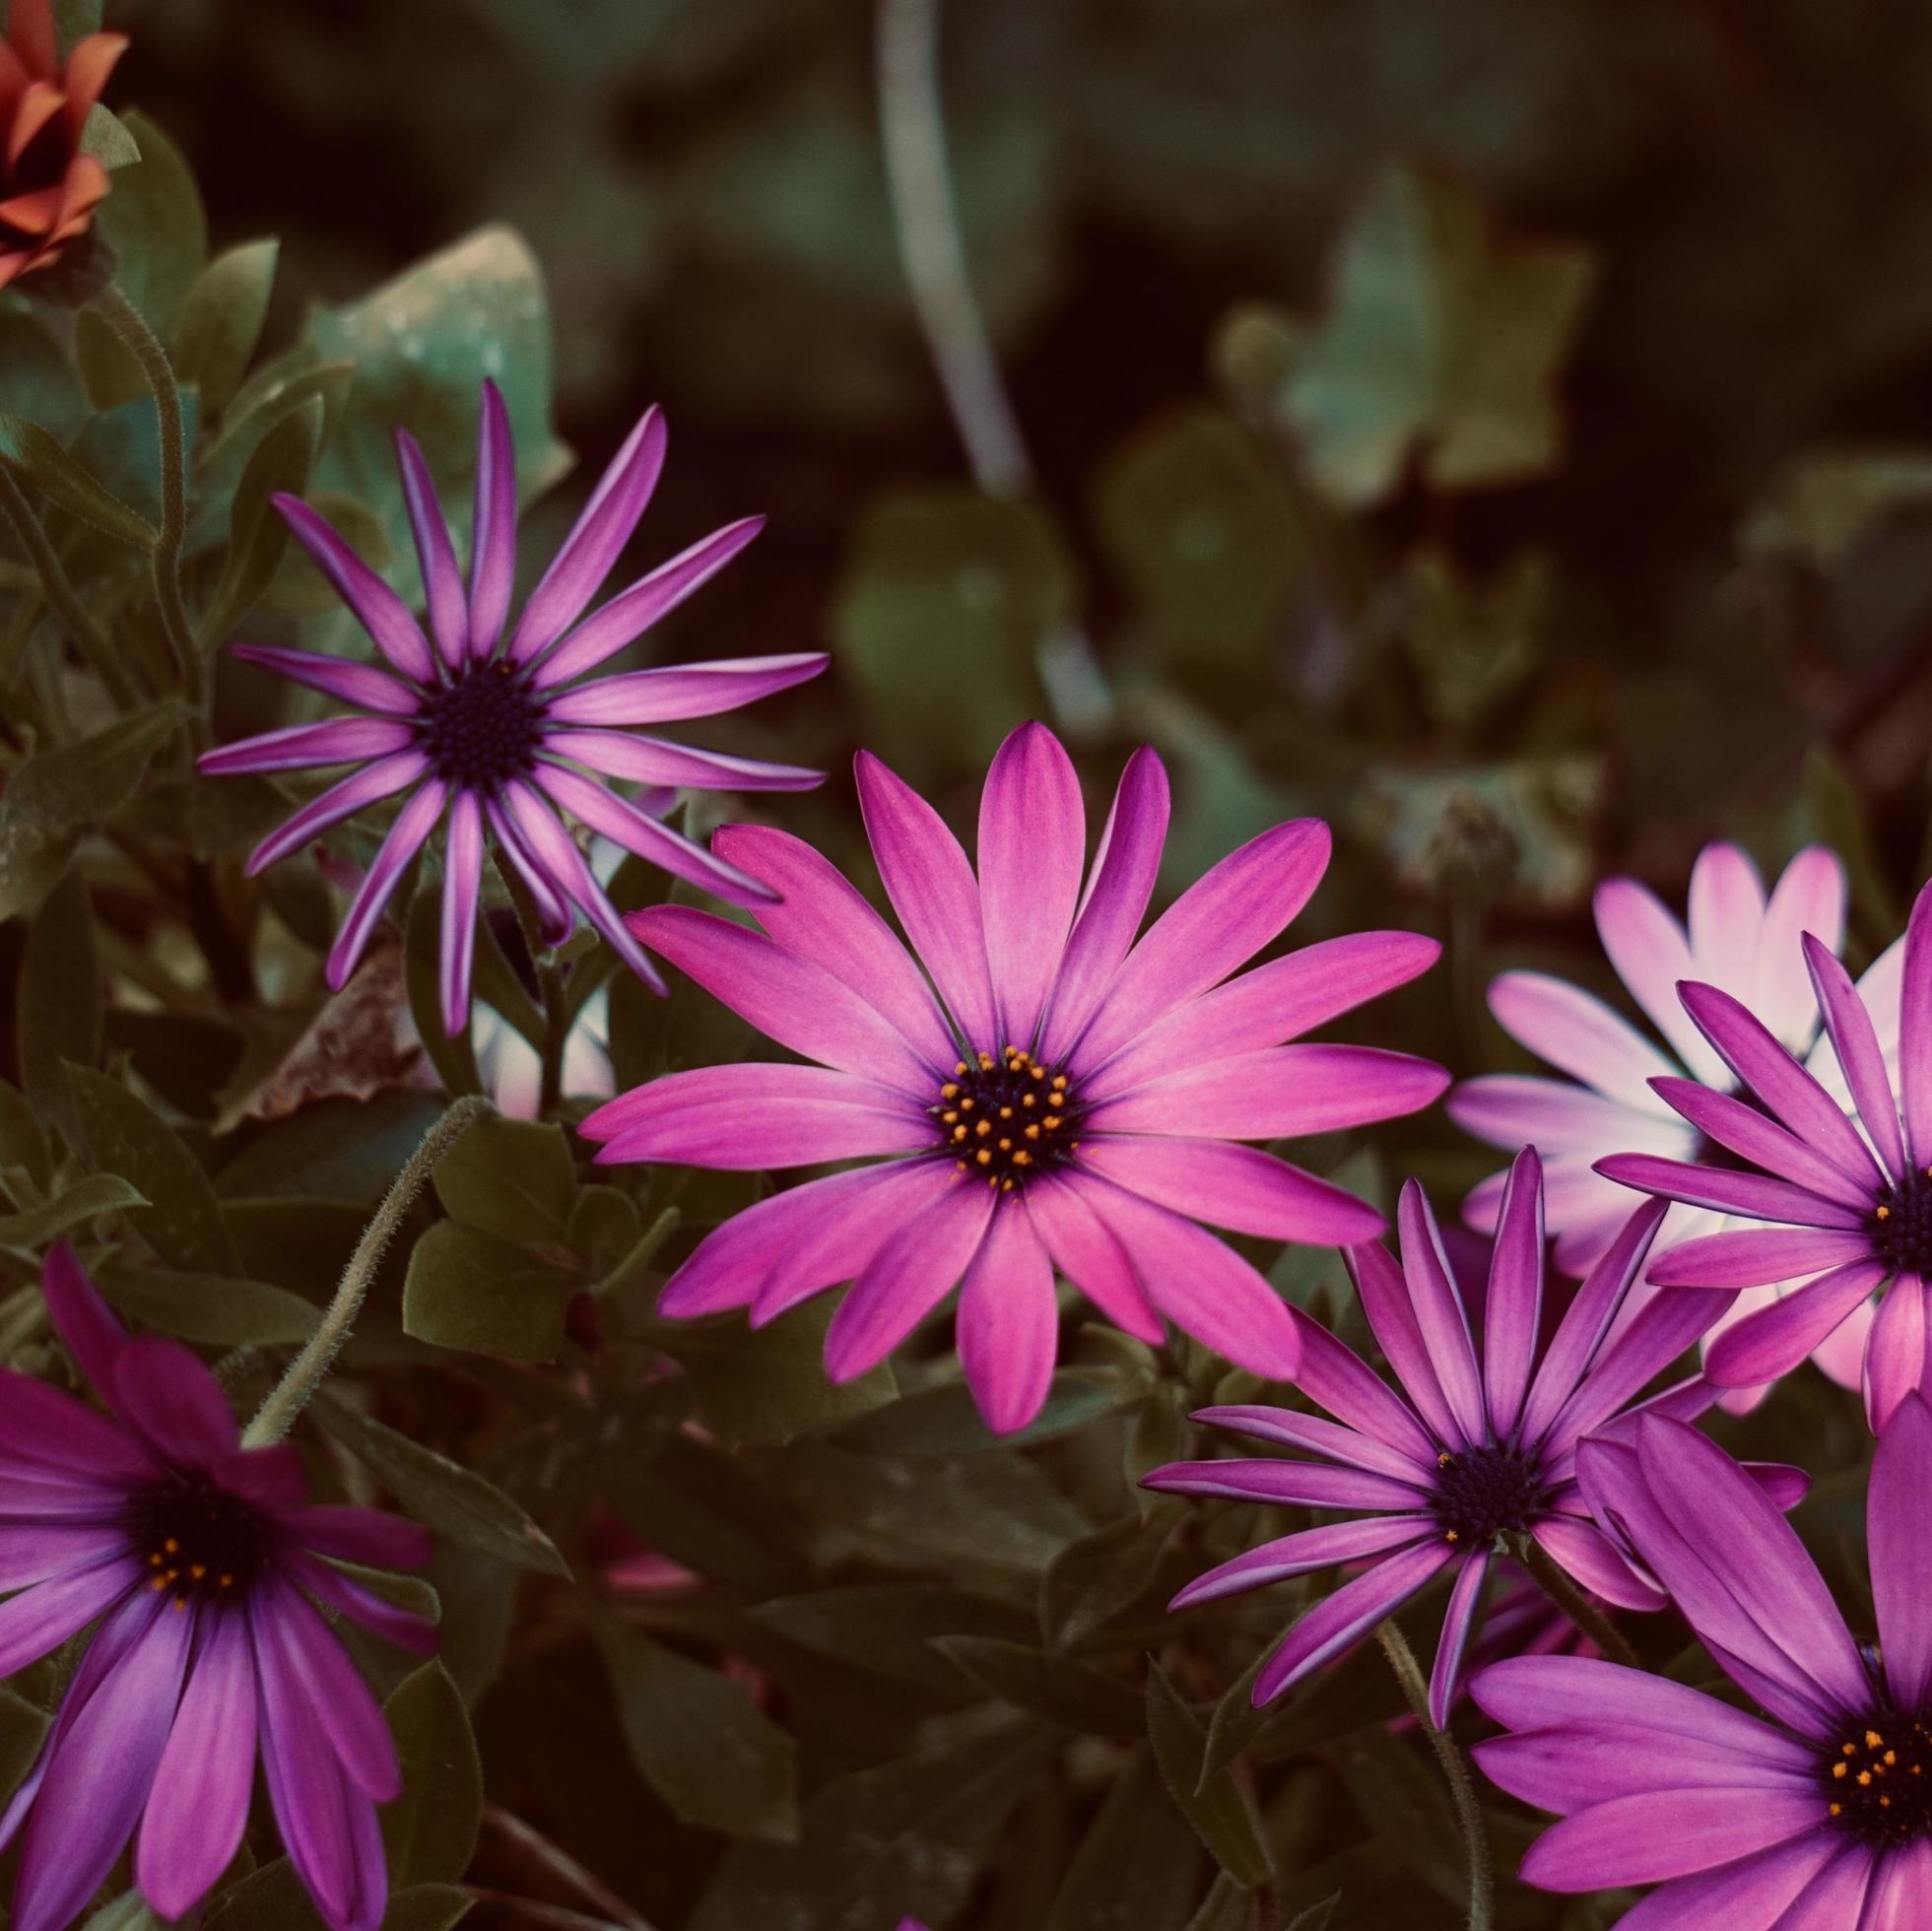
[198,715,415,776]
[1646,1226,1871,1289]
[1702,1259,1887,1390]
[530,516,766,687]
[1279,1308,1441,1466]
[1864,1275,1929,1433]
[1255,1541,1456,1702]
[1142,1458,1431,1511]
[228,642,422,716]
[591,1075,929,1169]
[468,378,517,658]
[1190,1405,1432,1483]
[1023,1172,1165,1344]
[1346,1237,1468,1450]
[394,428,468,667]
[544,729,822,793]
[1757,847,1845,1043]
[1516,1787,1826,1892]
[545,652,830,725]
[1428,1547,1491,1729]
[508,405,667,661]
[1168,1515,1432,1610]
[483,794,573,948]
[1871,1394,1932,1709]
[755,1161,961,1325]
[0,1558,138,1677]
[1594,1154,1864,1230]
[324,780,446,990]
[438,789,484,1035]
[956,1204,1059,1433]
[1488,970,1682,1111]
[40,1241,129,1397]
[273,494,435,682]
[1803,933,1905,1180]
[1484,1148,1544,1437]
[1076,1135,1384,1244]
[1901,880,1932,1167]
[1038,746,1169,1061]
[1649,1076,1876,1206]
[1594,875,1727,1086]
[854,750,1000,1047]
[1544,1286,1739,1456]
[976,722,1084,1047]
[1395,1181,1488,1443]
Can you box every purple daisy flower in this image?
[1598,879,1932,1431]
[1473,1401,1932,1925]
[198,380,829,1032]
[0,1247,435,1931]
[579,722,1448,1433]
[1449,841,1900,1411]
[1142,1152,1745,1723]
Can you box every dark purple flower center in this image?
[1432,1443,1546,1546]
[123,1474,273,1608]
[1825,1714,1932,1845]
[932,1045,1082,1191]
[1870,1169,1932,1276]
[418,660,545,789]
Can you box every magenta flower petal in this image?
[133,1608,257,1918]
[1143,1455,1429,1511]
[507,403,666,662]
[1022,1174,1165,1345]
[438,789,484,1036]
[468,377,517,658]
[292,1505,434,1572]
[1192,1404,1432,1483]
[42,1240,131,1393]
[394,428,468,668]
[286,1551,437,1655]
[1528,1515,1666,1613]
[0,1557,139,1676]
[1170,1515,1433,1610]
[198,715,416,776]
[229,642,422,716]
[977,722,1085,1048]
[244,752,429,879]
[1037,745,1170,1061]
[1254,1540,1456,1703]
[1489,969,1681,1111]
[1861,1837,1932,1928]
[1484,1148,1546,1436]
[1594,874,1724,1085]
[1394,1180,1487,1443]
[1344,1236,1469,1449]
[1475,1724,1810,1814]
[262,1582,401,1800]
[545,651,829,725]
[1802,934,1905,1180]
[854,748,1000,1047]
[272,493,435,684]
[1517,1787,1827,1893]
[1871,1395,1932,1709]
[1448,1076,1668,1159]
[1088,1042,1448,1137]
[483,794,574,948]
[529,515,765,688]
[1595,1154,1865,1230]
[1701,1259,1888,1389]
[1757,847,1846,1031]
[1647,1226,1872,1290]
[1863,1274,1930,1433]
[1648,1076,1874,1206]
[711,823,958,1068]
[1902,884,1932,1167]
[545,728,821,793]
[1076,1135,1384,1244]
[1609,1831,1850,1929]
[1428,1546,1492,1729]
[593,1071,930,1169]
[1273,1311,1441,1468]
[324,778,446,989]
[107,1335,241,1467]
[955,1201,1059,1433]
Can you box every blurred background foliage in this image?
[4,0,1932,1925]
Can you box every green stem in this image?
[537,959,569,1116]
[1515,1532,1642,1670]
[93,282,200,706]
[0,465,137,710]
[240,1096,493,1447]
[1376,1621,1494,1931]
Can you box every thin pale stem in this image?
[1515,1532,1642,1670]
[240,1096,494,1447]
[0,465,137,710]
[93,282,200,704]
[1376,1621,1494,1931]
[538,959,569,1117]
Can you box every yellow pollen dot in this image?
[1859,1771,1873,1786]
[1025,1124,1040,1140]
[1444,1530,1459,1542]
[149,1552,164,1567]
[1022,1093,1036,1107]
[1832,1803,1843,1817]
[1052,1073,1067,1089]
[1437,1452,1453,1468]
[1043,1115,1063,1130]
[1869,1731,1886,1749]
[1834,1761,1848,1778]
[942,1083,960,1099]
[953,1125,967,1142]
[960,1097,974,1110]
[165,1538,179,1555]
[1844,1744,1858,1757]
[1878,1205,1893,1220]
[190,1564,206,1580]
[942,1111,959,1124]
[975,1120,992,1138]
[1001,1179,1015,1192]
[1887,1751,1899,1765]
[955,1061,968,1077]
[999,1106,1013,1119]
[999,1138,1013,1151]
[1014,1151,1033,1166]
[977,1052,994,1070]
[976,1150,991,1165]
[957,1160,968,1172]
[1883,1796,1894,1809]
[1032,1065,1046,1081]
[150,1575,167,1591]
[220,1573,233,1589]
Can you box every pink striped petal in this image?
[1476,1724,1812,1816]
[1872,1393,1932,1709]
[1650,1077,1875,1207]
[1518,1786,1827,1893]
[285,1551,437,1655]
[0,1558,138,1677]
[1169,1515,1432,1610]
[1280,1307,1441,1468]
[1428,1545,1491,1729]
[1687,841,1766,988]
[1191,1405,1432,1484]
[1594,875,1727,1087]
[712,823,959,1069]
[1484,1148,1544,1437]
[394,428,467,668]
[751,1161,960,1325]
[530,516,766,687]
[243,753,429,878]
[1075,1135,1383,1244]
[1447,1076,1668,1159]
[1142,1457,1432,1511]
[198,715,415,776]
[1594,1154,1864,1230]
[508,404,666,662]
[544,729,821,793]
[1701,1259,1888,1390]
[1646,1226,1871,1289]
[854,750,1000,1048]
[228,642,422,716]
[976,722,1084,1048]
[955,1203,1059,1433]
[1864,1275,1929,1434]
[1347,1236,1467,1450]
[438,789,484,1035]
[546,652,830,726]
[483,793,574,948]
[1757,847,1845,1044]
[596,1095,930,1169]
[1902,881,1932,1167]
[469,379,517,658]
[1544,1287,1741,1456]
[273,493,435,683]
[1860,1838,1932,1931]
[1069,818,1332,1069]
[324,780,446,989]
[40,1242,131,1401]
[1037,746,1169,1062]
[1395,1181,1488,1443]
[1529,1514,1663,1613]
[1803,934,1904,1180]
[1255,1540,1456,1702]
[1488,970,1681,1111]
[1022,1172,1165,1344]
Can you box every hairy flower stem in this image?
[0,465,136,711]
[1375,1621,1494,1931]
[241,1096,494,1447]
[94,282,200,705]
[1514,1532,1642,1669]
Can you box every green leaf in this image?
[1185,1875,1263,1931]
[17,870,100,1144]
[831,486,1067,767]
[0,701,187,918]
[1743,446,1932,566]
[92,110,209,337]
[1145,1662,1273,1888]
[78,101,139,168]
[67,1065,240,1274]
[174,238,279,416]
[80,1897,167,1931]
[381,1662,483,1886]
[1040,1504,1183,1651]
[1401,545,1550,734]
[197,393,323,652]
[932,1634,1143,1737]
[1281,160,1596,505]
[0,1679,49,1806]
[0,1172,146,1250]
[0,411,156,550]
[0,1079,52,1189]
[598,1618,800,1841]
[72,386,200,533]
[382,1887,476,1931]
[431,1113,575,1244]
[202,1862,324,1931]
[402,1221,577,1362]
[93,1264,319,1348]
[835,1366,1130,1458]
[756,1582,1033,1688]
[401,883,481,1099]
[0,309,86,437]
[312,1395,571,1576]
[1042,1746,1202,1931]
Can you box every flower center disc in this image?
[124,1475,272,1607]
[1432,1443,1545,1545]
[1825,1716,1932,1845]
[933,1045,1080,1191]
[419,662,544,788]
[1871,1170,1932,1276]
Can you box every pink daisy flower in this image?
[1599,879,1932,1432]
[580,722,1448,1432]
[0,1248,436,1931]
[1449,841,1901,1410]
[199,380,829,1032]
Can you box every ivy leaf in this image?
[1282,160,1596,506]
[381,1662,483,1886]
